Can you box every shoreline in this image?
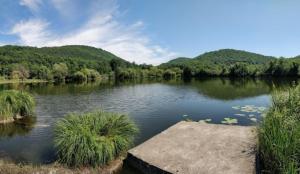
[0,79,48,84]
[0,158,123,174]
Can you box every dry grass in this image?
[0,158,123,174]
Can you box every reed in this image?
[259,85,300,173]
[0,90,35,122]
[54,110,138,167]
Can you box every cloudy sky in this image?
[0,0,300,64]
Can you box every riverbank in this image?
[0,79,48,84]
[0,158,123,174]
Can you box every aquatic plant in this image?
[0,90,35,122]
[234,113,246,117]
[250,118,257,122]
[198,118,212,123]
[54,110,138,167]
[221,117,238,125]
[259,85,300,173]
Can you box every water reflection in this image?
[0,117,36,138]
[186,77,298,100]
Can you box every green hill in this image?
[160,49,300,77]
[194,49,275,64]
[162,49,275,67]
[0,45,130,74]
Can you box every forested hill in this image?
[1,45,300,82]
[160,49,300,77]
[194,49,275,64]
[0,45,131,74]
[161,49,275,67]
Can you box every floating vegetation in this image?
[185,118,193,122]
[198,118,212,123]
[235,113,246,117]
[232,106,240,110]
[221,117,238,125]
[250,118,257,122]
[238,105,267,113]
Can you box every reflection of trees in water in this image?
[191,77,299,100]
[0,77,298,100]
[0,117,36,138]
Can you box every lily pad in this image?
[221,117,238,125]
[250,118,257,122]
[198,118,212,123]
[232,106,240,110]
[235,113,246,117]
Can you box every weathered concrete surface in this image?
[127,121,257,174]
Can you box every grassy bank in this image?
[0,79,48,84]
[259,85,300,173]
[0,159,123,174]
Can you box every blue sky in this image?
[0,0,300,64]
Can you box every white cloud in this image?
[11,19,50,45]
[12,0,177,65]
[19,0,42,12]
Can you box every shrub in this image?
[81,68,101,81]
[73,71,87,82]
[52,63,68,82]
[163,69,176,80]
[54,110,138,167]
[0,90,35,121]
[259,85,300,173]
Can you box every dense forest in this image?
[1,45,300,83]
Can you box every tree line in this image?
[1,46,300,83]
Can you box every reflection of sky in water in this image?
[0,78,293,165]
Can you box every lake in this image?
[0,77,297,173]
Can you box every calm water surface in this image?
[0,78,297,172]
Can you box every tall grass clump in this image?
[259,85,300,173]
[54,110,138,167]
[0,90,35,121]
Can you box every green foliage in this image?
[259,86,300,173]
[52,63,68,82]
[80,68,101,81]
[10,64,29,80]
[161,49,300,78]
[0,45,131,80]
[30,65,53,80]
[54,110,138,167]
[0,90,35,121]
[163,69,176,79]
[2,46,300,81]
[73,71,87,82]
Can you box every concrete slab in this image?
[127,121,257,174]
